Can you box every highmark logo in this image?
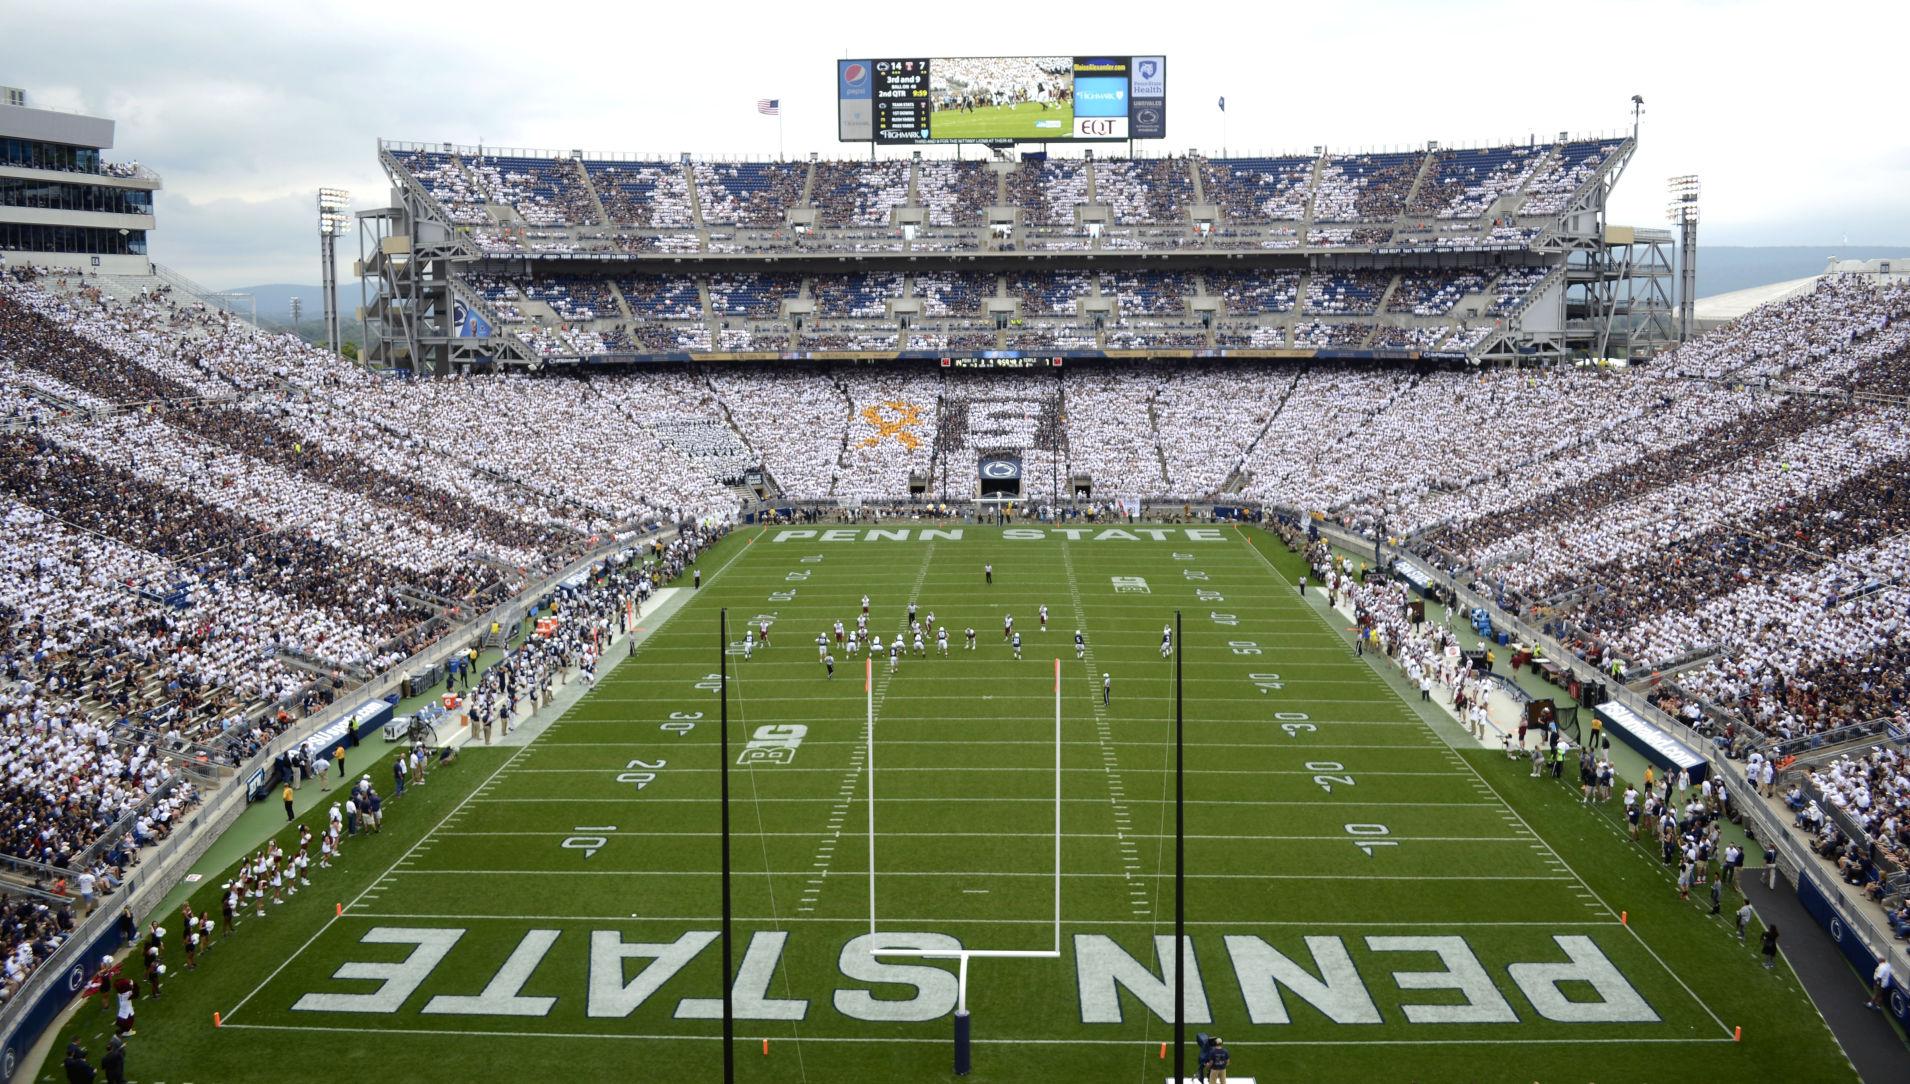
[857,400,924,450]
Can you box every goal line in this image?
[865,655,1063,969]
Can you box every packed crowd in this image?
[388,139,1627,241]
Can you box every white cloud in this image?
[3,0,1905,287]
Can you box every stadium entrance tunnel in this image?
[978,453,1022,499]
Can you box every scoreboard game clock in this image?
[840,55,1165,145]
[873,59,932,143]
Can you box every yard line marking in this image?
[430,830,1539,843]
[863,541,938,933]
[217,1023,1735,1048]
[343,911,1618,927]
[466,796,1502,807]
[1238,526,1734,1039]
[222,738,539,1024]
[1061,540,1151,918]
[378,869,1576,882]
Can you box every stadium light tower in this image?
[317,187,352,355]
[1666,175,1700,341]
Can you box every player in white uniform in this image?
[871,634,884,659]
[857,613,868,633]
[936,626,949,655]
[847,630,861,655]
[1074,630,1086,659]
[1011,631,1022,660]
[913,632,926,656]
[925,611,936,635]
[743,629,755,660]
[817,632,828,659]
[908,601,918,624]
[1039,604,1048,631]
[888,640,901,672]
[1160,624,1173,658]
[861,594,871,616]
[964,626,977,651]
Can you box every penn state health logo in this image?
[1138,59,1158,82]
[857,401,924,451]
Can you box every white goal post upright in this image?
[866,657,1064,1076]
[866,656,875,936]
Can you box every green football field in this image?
[930,100,1073,142]
[62,525,1855,1083]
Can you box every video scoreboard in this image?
[837,55,1165,145]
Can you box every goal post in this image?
[865,656,1064,1075]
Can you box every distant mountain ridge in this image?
[1692,246,1906,298]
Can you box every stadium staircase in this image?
[574,158,613,227]
[1509,143,1560,204]
[1358,274,1406,349]
[1144,386,1172,491]
[606,280,635,323]
[1224,365,1305,492]
[1300,155,1327,238]
[376,145,483,261]
[446,277,534,363]
[1399,151,1441,227]
[798,160,818,207]
[1287,270,1312,348]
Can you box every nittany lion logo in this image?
[857,401,924,451]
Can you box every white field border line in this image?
[1060,539,1152,919]
[221,739,539,1024]
[223,530,766,1023]
[344,912,1620,928]
[610,524,766,667]
[493,767,1465,777]
[381,870,1575,882]
[468,797,1502,808]
[537,739,1442,750]
[1236,525,1735,1039]
[866,542,939,932]
[432,831,1537,843]
[214,1022,1735,1047]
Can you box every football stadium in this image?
[1,6,1907,1083]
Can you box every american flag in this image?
[756,99,780,115]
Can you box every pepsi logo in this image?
[843,63,868,89]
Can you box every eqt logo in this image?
[1079,117,1120,137]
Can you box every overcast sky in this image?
[5,0,1905,288]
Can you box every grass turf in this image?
[930,101,1073,142]
[51,525,1856,1083]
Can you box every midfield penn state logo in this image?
[1138,60,1158,81]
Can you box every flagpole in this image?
[779,110,785,161]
